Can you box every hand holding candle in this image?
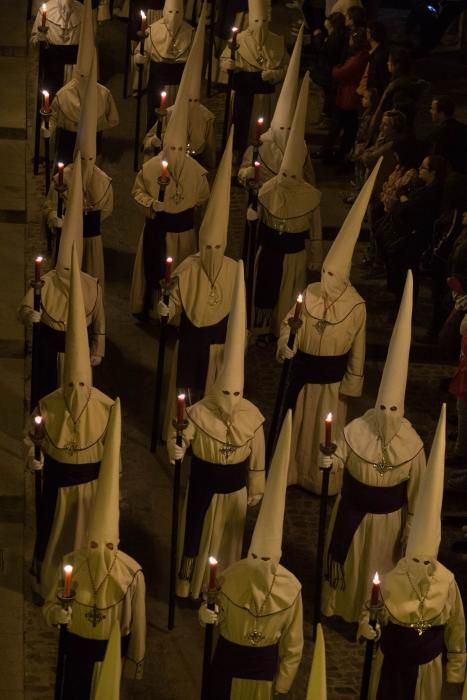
[324,412,332,448]
[63,564,73,598]
[370,571,380,608]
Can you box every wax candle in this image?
[57,162,65,187]
[34,256,43,283]
[208,556,218,591]
[42,90,49,112]
[161,159,169,178]
[34,415,44,438]
[231,27,238,49]
[160,91,167,110]
[63,564,73,598]
[370,571,380,607]
[293,293,303,322]
[254,160,261,182]
[177,393,185,424]
[165,257,173,283]
[140,10,147,33]
[41,3,47,28]
[256,117,264,143]
[324,412,332,447]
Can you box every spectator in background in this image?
[379,139,422,214]
[312,12,347,115]
[350,87,379,187]
[345,5,367,31]
[359,21,389,99]
[430,96,467,175]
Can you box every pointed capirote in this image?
[306,623,327,700]
[322,157,383,281]
[94,620,122,700]
[248,410,292,562]
[279,71,310,179]
[75,53,98,189]
[406,404,446,559]
[177,2,206,102]
[76,0,96,80]
[56,153,84,276]
[269,23,304,150]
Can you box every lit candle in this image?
[34,256,43,283]
[34,415,44,438]
[324,412,332,447]
[63,564,73,598]
[208,556,218,591]
[42,90,49,112]
[293,293,303,322]
[370,571,380,608]
[140,10,147,33]
[57,162,64,187]
[177,393,185,424]
[161,159,169,178]
[160,91,167,111]
[254,160,261,182]
[231,26,238,49]
[165,256,173,284]
[41,3,47,28]
[256,117,264,143]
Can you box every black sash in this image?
[83,210,101,238]
[327,471,407,590]
[232,71,276,95]
[63,630,130,662]
[37,323,66,401]
[209,636,279,699]
[377,622,445,700]
[35,455,100,563]
[254,222,308,310]
[142,209,194,288]
[284,350,349,411]
[182,456,248,563]
[177,312,229,396]
[149,59,185,86]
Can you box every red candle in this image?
[57,162,65,187]
[370,571,380,607]
[140,10,147,33]
[231,26,238,49]
[42,90,49,112]
[293,293,303,322]
[34,415,44,438]
[161,159,169,178]
[254,160,261,182]
[208,556,218,591]
[165,256,173,283]
[63,564,73,598]
[35,256,43,283]
[324,412,332,447]
[177,393,185,424]
[160,91,167,110]
[256,117,264,143]
[41,3,47,28]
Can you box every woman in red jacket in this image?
[323,28,369,167]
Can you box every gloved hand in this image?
[247,494,262,507]
[242,166,255,181]
[51,605,72,626]
[224,58,236,71]
[90,355,102,367]
[27,309,42,325]
[37,29,49,42]
[40,124,51,139]
[261,69,281,83]
[198,603,219,627]
[358,622,381,643]
[54,215,63,228]
[28,453,44,472]
[320,455,339,473]
[134,52,146,65]
[278,344,296,362]
[150,134,162,149]
[170,443,185,464]
[157,300,170,318]
[152,200,164,213]
[246,206,259,222]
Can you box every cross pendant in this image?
[85,605,106,628]
[64,440,79,456]
[410,618,431,636]
[373,457,393,476]
[246,628,265,646]
[314,319,328,335]
[219,443,236,459]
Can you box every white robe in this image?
[31,1,82,46]
[167,398,265,599]
[278,282,366,495]
[49,78,119,139]
[322,410,426,622]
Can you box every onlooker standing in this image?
[379,139,421,214]
[359,21,389,99]
[312,11,347,115]
[351,88,379,187]
[430,96,467,175]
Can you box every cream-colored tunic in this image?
[31,1,82,46]
[216,560,304,699]
[167,398,265,599]
[49,79,119,138]
[322,410,426,622]
[130,154,210,315]
[36,390,115,597]
[43,548,146,692]
[360,560,466,700]
[278,282,366,495]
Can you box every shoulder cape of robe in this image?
[304,282,365,323]
[236,29,287,71]
[39,270,101,326]
[187,398,265,447]
[147,18,193,61]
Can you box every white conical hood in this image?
[163,0,184,32]
[306,624,327,700]
[375,270,413,444]
[56,152,84,277]
[63,244,93,421]
[279,71,309,181]
[163,69,189,179]
[269,24,303,152]
[75,54,98,190]
[249,0,269,41]
[75,0,95,80]
[406,404,446,559]
[94,620,122,700]
[88,398,121,546]
[211,261,246,416]
[199,126,233,283]
[248,411,292,563]
[177,2,206,102]
[321,157,382,300]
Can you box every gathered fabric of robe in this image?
[43,548,146,698]
[167,398,265,599]
[130,154,210,316]
[278,282,366,495]
[44,164,113,289]
[213,561,303,699]
[359,560,466,700]
[322,409,426,622]
[18,270,105,400]
[35,390,115,598]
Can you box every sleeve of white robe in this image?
[247,427,266,498]
[90,283,106,357]
[44,180,59,229]
[104,91,119,129]
[339,303,366,397]
[195,172,210,206]
[124,570,146,680]
[30,10,41,45]
[48,96,60,138]
[165,275,183,323]
[403,448,426,542]
[17,286,35,325]
[237,146,255,186]
[167,418,196,463]
[132,169,154,213]
[98,180,114,222]
[445,580,466,683]
[274,591,304,694]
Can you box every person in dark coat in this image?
[430,96,467,175]
[312,12,347,115]
[365,21,389,98]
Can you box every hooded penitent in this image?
[321,157,382,301]
[163,0,184,33]
[375,270,413,446]
[75,53,98,190]
[198,126,233,284]
[162,64,189,179]
[279,71,309,182]
[62,244,93,422]
[56,152,84,278]
[94,619,122,700]
[210,260,246,417]
[75,0,95,81]
[306,623,327,700]
[248,0,269,43]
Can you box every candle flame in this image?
[178,393,186,401]
[35,255,44,263]
[140,10,146,19]
[373,571,380,585]
[209,556,218,566]
[42,89,49,98]
[257,117,264,125]
[161,90,167,98]
[64,564,73,574]
[166,257,173,263]
[232,26,238,33]
[58,161,64,169]
[161,160,168,168]
[325,412,332,422]
[297,293,303,303]
[41,3,47,11]
[254,160,261,167]
[34,415,43,425]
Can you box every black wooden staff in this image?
[123,0,135,98]
[150,171,170,451]
[30,257,45,537]
[133,22,147,172]
[40,99,52,195]
[359,590,382,699]
[221,27,238,150]
[313,441,335,640]
[34,34,47,175]
[200,557,218,699]
[168,400,188,630]
[206,0,217,97]
[54,575,75,700]
[265,299,302,465]
[53,166,67,263]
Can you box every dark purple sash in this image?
[209,636,279,699]
[284,349,349,412]
[83,210,101,238]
